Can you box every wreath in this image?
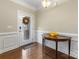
[23,17,30,25]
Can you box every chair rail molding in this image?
[36,30,78,58]
[0,32,17,36]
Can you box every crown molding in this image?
[10,0,37,11]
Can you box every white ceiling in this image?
[11,0,68,10]
[21,0,42,9]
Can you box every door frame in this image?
[17,10,33,46]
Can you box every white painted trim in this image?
[10,0,36,11]
[37,30,78,36]
[1,45,19,54]
[0,32,17,36]
[37,30,78,41]
[58,32,78,37]
[0,32,19,54]
[17,10,36,46]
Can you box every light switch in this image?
[8,25,12,28]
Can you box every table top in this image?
[42,33,71,41]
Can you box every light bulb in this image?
[42,0,51,8]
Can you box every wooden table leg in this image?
[42,38,45,47]
[42,38,45,53]
[68,39,71,59]
[56,41,58,59]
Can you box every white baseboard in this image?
[1,45,19,54]
[36,30,78,58]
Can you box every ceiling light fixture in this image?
[42,0,51,8]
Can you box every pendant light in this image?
[42,0,51,8]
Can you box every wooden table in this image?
[42,33,71,59]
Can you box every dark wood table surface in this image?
[42,33,71,59]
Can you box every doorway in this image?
[22,16,30,40]
[17,10,32,46]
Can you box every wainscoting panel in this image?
[0,32,20,54]
[0,37,4,54]
[4,35,18,48]
[36,30,78,58]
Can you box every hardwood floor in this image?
[0,43,76,59]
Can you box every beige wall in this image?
[37,0,78,34]
[0,0,35,33]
